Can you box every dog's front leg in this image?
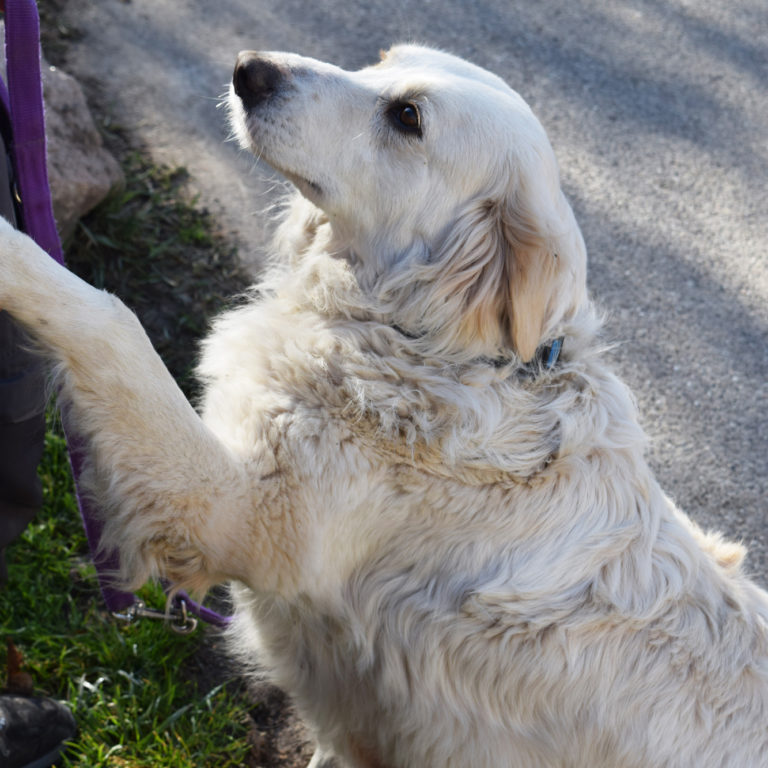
[0,220,310,596]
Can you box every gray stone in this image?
[41,58,124,240]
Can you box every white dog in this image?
[1,45,767,767]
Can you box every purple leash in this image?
[2,0,230,630]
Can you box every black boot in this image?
[0,695,76,768]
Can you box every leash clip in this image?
[112,598,198,634]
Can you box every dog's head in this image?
[230,44,587,361]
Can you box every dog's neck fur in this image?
[272,193,583,367]
[256,195,614,485]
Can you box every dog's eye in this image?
[389,102,422,136]
[398,104,420,129]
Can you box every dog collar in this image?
[489,337,564,372]
[536,337,564,370]
[391,324,565,373]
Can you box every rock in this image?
[0,24,123,240]
[41,58,124,240]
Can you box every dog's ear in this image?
[432,192,564,362]
[497,193,561,362]
[397,156,585,360]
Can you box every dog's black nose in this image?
[233,52,283,109]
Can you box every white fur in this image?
[1,44,767,767]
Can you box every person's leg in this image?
[0,313,46,582]
[0,88,48,581]
[0,97,76,768]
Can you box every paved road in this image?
[61,0,768,580]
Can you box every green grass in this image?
[1,425,251,767]
[0,152,254,766]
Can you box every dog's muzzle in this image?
[233,52,283,109]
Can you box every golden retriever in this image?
[1,45,767,767]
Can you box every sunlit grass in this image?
[0,419,251,767]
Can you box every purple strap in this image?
[2,0,229,628]
[67,437,136,611]
[3,0,62,263]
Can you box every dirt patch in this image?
[245,682,315,768]
[182,628,314,768]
